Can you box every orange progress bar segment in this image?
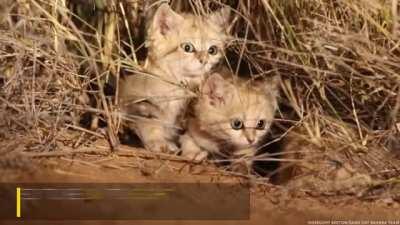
[16,187,21,218]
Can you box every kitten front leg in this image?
[231,147,257,174]
[229,159,252,174]
[131,120,179,153]
[180,133,208,162]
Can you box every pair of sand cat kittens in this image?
[119,4,278,162]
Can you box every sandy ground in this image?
[0,141,399,225]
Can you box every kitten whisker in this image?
[254,150,317,158]
[252,158,303,163]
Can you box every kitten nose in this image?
[243,130,255,144]
[246,137,255,144]
[197,52,208,64]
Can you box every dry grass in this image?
[0,0,399,194]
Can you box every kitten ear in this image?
[253,75,280,98]
[267,75,280,97]
[202,73,227,106]
[209,6,231,28]
[152,4,184,36]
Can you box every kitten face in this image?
[147,4,230,80]
[196,73,278,151]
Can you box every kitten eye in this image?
[231,118,244,130]
[208,45,218,55]
[181,42,195,53]
[256,120,266,130]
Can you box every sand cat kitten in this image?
[118,4,230,152]
[180,71,279,162]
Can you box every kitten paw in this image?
[146,141,179,153]
[230,159,252,174]
[183,151,208,162]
